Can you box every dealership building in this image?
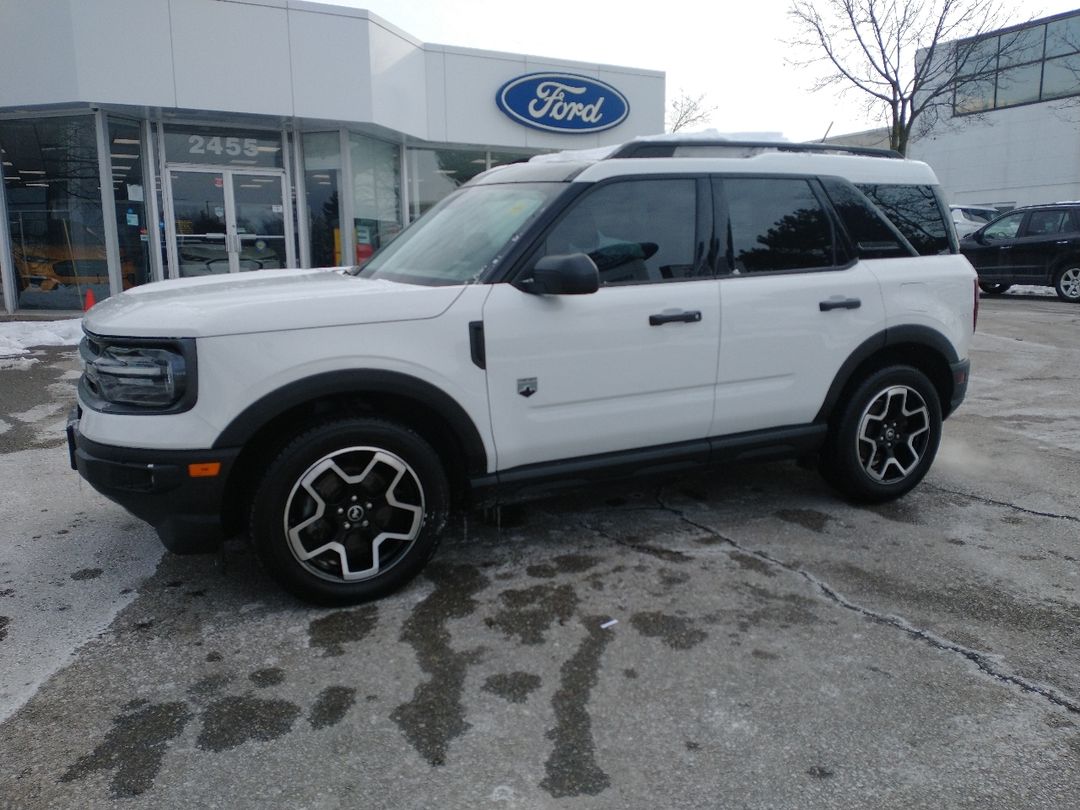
[909,8,1080,211]
[0,0,664,314]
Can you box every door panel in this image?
[483,176,719,472]
[714,267,886,434]
[483,281,720,470]
[712,176,886,433]
[969,211,1026,279]
[170,171,229,277]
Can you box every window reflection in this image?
[726,178,833,272]
[856,184,950,256]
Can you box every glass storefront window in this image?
[302,132,342,267]
[0,115,107,311]
[108,118,152,290]
[350,133,400,264]
[406,148,489,220]
[405,148,533,221]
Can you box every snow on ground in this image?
[0,318,83,368]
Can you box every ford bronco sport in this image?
[68,140,977,604]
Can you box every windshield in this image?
[355,182,563,285]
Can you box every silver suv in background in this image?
[951,204,1000,238]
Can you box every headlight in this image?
[79,333,197,413]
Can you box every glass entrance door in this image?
[168,169,291,277]
[232,173,287,272]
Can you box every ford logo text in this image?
[496,73,630,134]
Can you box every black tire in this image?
[978,281,1011,295]
[820,366,942,503]
[249,417,449,605]
[1052,265,1080,302]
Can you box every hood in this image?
[83,268,467,338]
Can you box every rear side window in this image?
[820,178,914,259]
[724,177,834,273]
[856,184,951,255]
[1025,209,1071,236]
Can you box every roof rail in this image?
[607,139,903,160]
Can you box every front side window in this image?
[538,179,700,285]
[358,183,560,286]
[725,177,833,273]
[984,212,1025,239]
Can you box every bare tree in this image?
[666,91,716,133]
[788,0,1028,155]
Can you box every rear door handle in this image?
[819,297,861,312]
[649,309,702,325]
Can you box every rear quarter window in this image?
[856,184,951,256]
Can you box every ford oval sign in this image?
[496,73,629,134]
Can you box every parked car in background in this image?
[950,204,999,238]
[959,203,1080,302]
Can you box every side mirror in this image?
[516,253,599,295]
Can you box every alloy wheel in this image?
[283,446,425,583]
[856,385,931,483]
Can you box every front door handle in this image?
[819,297,862,312]
[649,309,702,325]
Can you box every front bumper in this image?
[67,408,240,553]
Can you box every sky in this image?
[323,0,1080,141]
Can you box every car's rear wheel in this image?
[249,417,449,604]
[820,366,942,503]
[978,281,1011,295]
[1053,266,1080,302]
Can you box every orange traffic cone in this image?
[83,288,96,311]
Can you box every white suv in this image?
[68,141,977,604]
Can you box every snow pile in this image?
[0,318,83,360]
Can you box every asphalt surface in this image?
[0,293,1078,809]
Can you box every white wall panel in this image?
[0,0,78,107]
[368,20,427,138]
[71,0,175,108]
[287,6,372,121]
[440,50,530,148]
[169,0,293,117]
[912,103,1080,207]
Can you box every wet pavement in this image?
[0,295,1078,808]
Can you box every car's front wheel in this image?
[978,281,1011,295]
[249,417,449,604]
[820,366,942,503]
[1053,266,1080,302]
